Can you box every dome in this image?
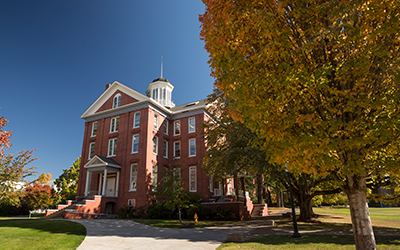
[152,77,170,83]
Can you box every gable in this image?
[81,81,149,119]
[95,90,139,113]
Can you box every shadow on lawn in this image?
[0,218,86,236]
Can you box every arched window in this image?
[113,94,121,108]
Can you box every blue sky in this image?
[0,1,214,181]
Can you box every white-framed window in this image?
[152,164,157,191]
[113,94,121,109]
[163,140,168,158]
[89,142,95,159]
[91,122,98,137]
[108,138,117,157]
[130,163,138,191]
[128,199,136,207]
[132,134,139,153]
[188,117,195,133]
[154,114,159,130]
[189,166,196,192]
[174,120,180,135]
[153,136,158,155]
[164,119,168,135]
[110,117,119,133]
[189,138,196,157]
[174,141,180,158]
[133,112,140,128]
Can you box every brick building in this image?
[74,78,217,214]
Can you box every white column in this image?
[115,172,120,197]
[98,174,102,195]
[84,171,90,196]
[102,169,108,196]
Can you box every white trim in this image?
[173,141,180,159]
[91,122,98,137]
[163,140,168,159]
[189,166,197,192]
[113,93,121,109]
[174,120,180,135]
[88,142,95,160]
[164,119,168,135]
[133,111,140,128]
[188,117,195,133]
[129,163,138,191]
[154,113,159,130]
[110,117,119,133]
[189,138,196,157]
[153,136,158,155]
[132,134,139,154]
[108,138,117,157]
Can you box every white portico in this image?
[84,155,121,197]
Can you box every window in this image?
[164,119,168,135]
[189,138,196,157]
[163,140,168,158]
[133,112,140,128]
[89,142,95,159]
[153,136,158,155]
[210,176,213,192]
[132,134,139,153]
[174,141,180,158]
[91,122,98,137]
[152,165,157,191]
[130,164,138,191]
[188,117,195,133]
[174,121,180,135]
[189,166,196,192]
[108,138,117,157]
[110,117,119,133]
[154,114,159,130]
[128,199,136,207]
[113,94,121,109]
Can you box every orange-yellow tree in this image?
[200,1,400,249]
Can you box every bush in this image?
[145,201,173,219]
[116,205,136,219]
[210,206,236,221]
[187,204,212,220]
[0,203,29,216]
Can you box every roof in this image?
[170,99,207,112]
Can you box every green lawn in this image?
[218,235,400,250]
[133,218,235,228]
[0,218,86,250]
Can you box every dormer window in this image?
[113,94,121,109]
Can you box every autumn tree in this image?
[54,157,80,203]
[24,183,54,212]
[0,115,12,157]
[200,1,400,249]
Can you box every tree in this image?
[200,1,400,249]
[0,150,38,207]
[24,183,54,212]
[151,167,190,223]
[36,173,52,185]
[0,115,12,157]
[54,157,80,203]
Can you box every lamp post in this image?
[285,163,301,238]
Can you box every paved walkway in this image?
[71,211,400,250]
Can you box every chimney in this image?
[105,84,111,90]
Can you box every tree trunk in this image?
[178,205,182,223]
[344,175,376,250]
[298,196,314,221]
[256,174,264,204]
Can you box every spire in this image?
[160,56,163,78]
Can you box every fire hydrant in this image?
[194,213,198,224]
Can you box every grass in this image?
[0,218,86,250]
[218,235,400,249]
[133,218,235,228]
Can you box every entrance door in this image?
[105,177,116,196]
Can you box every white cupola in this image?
[148,77,175,108]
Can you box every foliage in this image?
[54,157,80,203]
[210,206,236,221]
[0,203,29,216]
[0,115,12,157]
[151,167,191,222]
[200,1,400,248]
[145,200,173,219]
[24,183,54,211]
[0,149,38,207]
[187,204,212,220]
[36,173,52,185]
[116,205,136,219]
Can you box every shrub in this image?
[145,201,173,219]
[116,205,136,219]
[187,204,212,220]
[210,206,236,221]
